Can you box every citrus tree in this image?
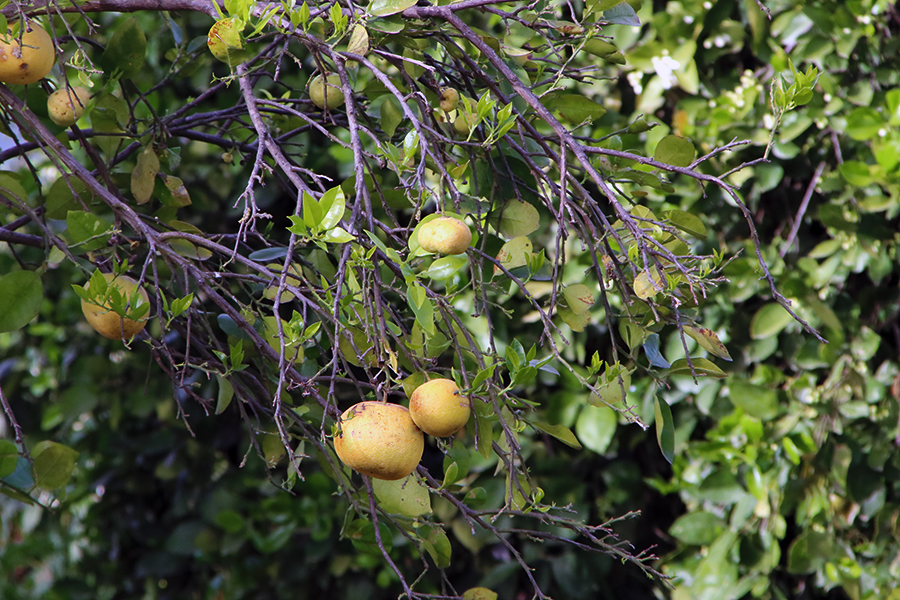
[1,0,899,598]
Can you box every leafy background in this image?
[0,0,899,599]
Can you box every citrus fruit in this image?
[334,402,423,480]
[80,272,150,341]
[0,21,55,85]
[409,378,470,437]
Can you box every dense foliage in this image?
[1,0,899,598]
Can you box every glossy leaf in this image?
[99,17,147,79]
[369,0,417,17]
[131,144,159,204]
[530,420,582,449]
[32,441,79,490]
[372,474,431,517]
[654,396,675,464]
[0,270,43,333]
[498,199,540,238]
[750,303,793,339]
[575,405,616,454]
[684,325,732,361]
[653,135,696,167]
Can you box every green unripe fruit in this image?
[309,74,344,110]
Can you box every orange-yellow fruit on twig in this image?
[80,272,150,341]
[334,402,423,480]
[47,87,91,126]
[409,378,470,437]
[417,217,471,255]
[0,21,55,85]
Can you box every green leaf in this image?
[425,255,468,280]
[345,519,392,555]
[575,405,617,454]
[162,175,191,207]
[557,304,591,332]
[669,511,726,546]
[498,199,540,238]
[839,161,873,187]
[604,2,641,26]
[664,209,707,238]
[131,144,159,204]
[653,135,696,167]
[99,17,147,79]
[530,421,582,449]
[654,397,674,464]
[46,177,93,220]
[1,457,34,492]
[317,186,346,231]
[0,171,27,205]
[728,379,779,419]
[380,96,403,139]
[493,236,533,275]
[369,0,417,17]
[684,325,732,361]
[582,37,619,57]
[563,284,594,315]
[845,107,883,141]
[323,227,354,243]
[787,530,835,574]
[372,474,431,517]
[32,441,79,490]
[66,210,113,252]
[216,375,234,414]
[633,267,666,299]
[302,191,324,231]
[545,93,607,123]
[0,270,43,333]
[749,303,793,339]
[666,357,727,378]
[420,525,452,568]
[473,397,494,460]
[347,23,369,58]
[0,440,18,478]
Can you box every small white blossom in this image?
[652,55,681,90]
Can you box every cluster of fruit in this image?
[334,378,471,480]
[0,20,91,126]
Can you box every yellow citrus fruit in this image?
[417,217,472,255]
[309,74,344,109]
[334,402,423,480]
[439,87,460,112]
[80,272,150,341]
[0,21,55,85]
[409,378,470,437]
[47,86,91,126]
[207,17,250,66]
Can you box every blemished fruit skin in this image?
[439,87,460,112]
[0,22,55,85]
[81,273,150,341]
[207,18,249,67]
[417,217,472,255]
[309,74,344,109]
[409,378,471,437]
[334,402,424,480]
[47,87,91,126]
